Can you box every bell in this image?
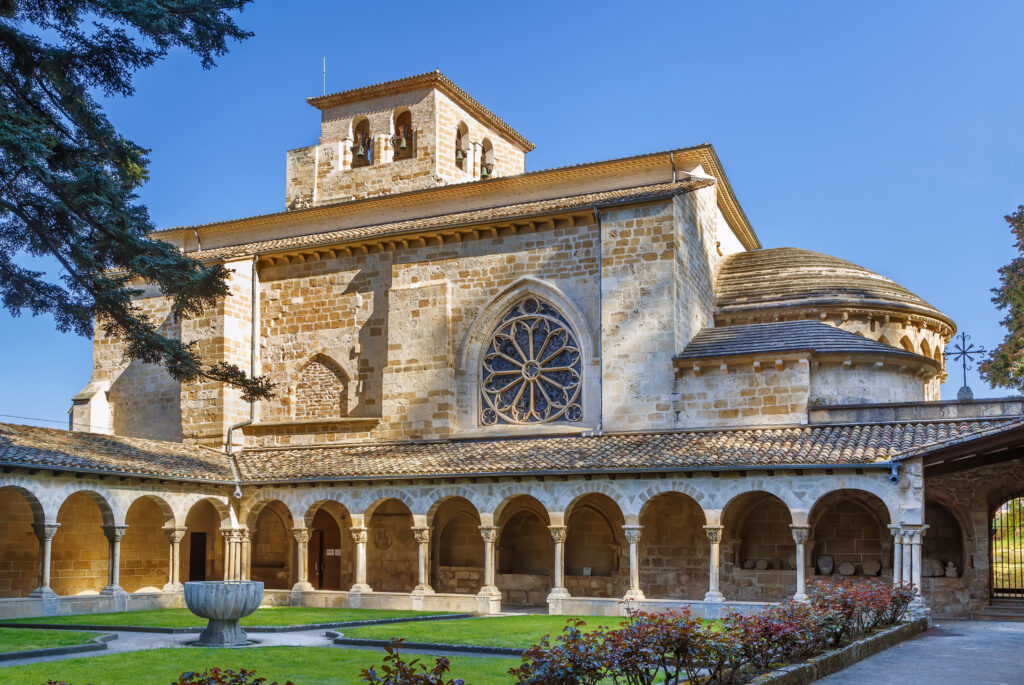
[456,148,464,163]
[481,166,490,179]
[399,136,408,151]
[356,144,365,159]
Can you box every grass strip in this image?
[0,646,517,684]
[0,628,103,654]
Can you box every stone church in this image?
[1,71,1022,620]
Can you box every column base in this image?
[476,586,502,615]
[291,582,315,593]
[29,586,57,599]
[411,585,435,596]
[623,588,646,602]
[547,587,571,615]
[100,585,127,597]
[348,583,372,594]
[793,592,808,602]
[703,590,725,602]
[162,582,184,593]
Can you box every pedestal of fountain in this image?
[184,581,264,647]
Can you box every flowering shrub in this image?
[358,580,918,685]
[360,639,465,685]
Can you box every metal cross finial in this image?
[944,332,987,389]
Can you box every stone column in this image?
[163,528,186,592]
[911,526,927,595]
[547,526,570,605]
[622,525,645,602]
[703,525,725,602]
[240,529,252,582]
[901,530,913,588]
[476,526,501,614]
[29,523,59,598]
[349,527,371,593]
[790,525,810,601]
[292,528,315,592]
[412,527,434,595]
[101,525,128,595]
[221,529,233,580]
[888,525,903,585]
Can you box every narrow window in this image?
[392,110,414,160]
[352,118,372,167]
[480,138,495,179]
[455,122,469,171]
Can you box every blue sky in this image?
[2,1,1023,429]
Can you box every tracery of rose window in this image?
[481,296,583,425]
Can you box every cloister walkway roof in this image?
[3,416,1023,485]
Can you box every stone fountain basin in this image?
[184,581,264,647]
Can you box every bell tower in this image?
[285,71,534,209]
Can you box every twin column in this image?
[889,524,927,594]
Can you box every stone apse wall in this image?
[0,464,925,618]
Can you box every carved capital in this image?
[478,526,500,544]
[350,527,368,544]
[103,525,128,543]
[164,527,187,544]
[292,528,311,544]
[548,525,568,544]
[413,527,431,544]
[32,523,59,542]
[703,525,724,544]
[623,525,643,545]
[790,525,810,544]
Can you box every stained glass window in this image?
[481,296,583,425]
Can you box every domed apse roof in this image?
[715,248,953,327]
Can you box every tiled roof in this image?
[233,419,1024,482]
[306,71,535,152]
[186,179,712,262]
[675,321,935,364]
[4,418,1021,484]
[0,423,232,482]
[715,248,952,327]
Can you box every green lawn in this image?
[0,627,102,653]
[1,607,455,629]
[0,646,517,684]
[342,614,629,649]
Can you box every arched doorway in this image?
[638,492,708,599]
[430,497,484,595]
[52,491,114,595]
[564,493,626,598]
[991,496,1024,598]
[366,499,417,592]
[0,486,44,598]
[304,501,352,591]
[182,500,226,582]
[496,495,552,605]
[249,500,294,590]
[121,496,173,593]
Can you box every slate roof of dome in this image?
[675,320,937,366]
[715,248,953,327]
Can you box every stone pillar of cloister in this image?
[889,524,903,586]
[29,523,59,599]
[240,528,252,581]
[703,525,725,602]
[412,527,434,595]
[622,525,644,602]
[349,527,371,593]
[790,525,809,601]
[476,526,501,614]
[163,527,186,592]
[547,525,570,612]
[292,527,314,592]
[100,525,128,596]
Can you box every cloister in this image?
[0,467,946,619]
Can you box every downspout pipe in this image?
[226,256,258,500]
[592,206,604,438]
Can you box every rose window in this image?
[481,296,583,425]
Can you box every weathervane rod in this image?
[322,57,326,95]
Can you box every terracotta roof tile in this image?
[3,418,1020,484]
[0,423,231,482]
